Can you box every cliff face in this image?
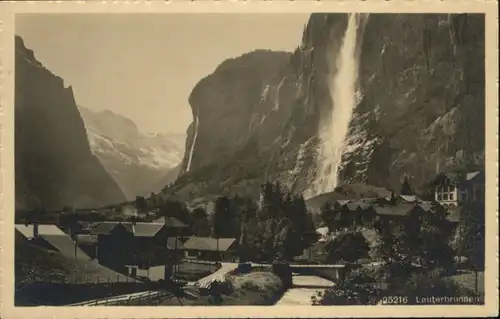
[180,50,292,174]
[78,106,184,199]
[15,36,126,210]
[163,13,485,204]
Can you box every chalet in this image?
[90,221,188,278]
[15,223,91,260]
[324,195,437,232]
[183,237,239,262]
[372,203,434,232]
[430,170,485,208]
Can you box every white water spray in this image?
[186,115,199,172]
[311,13,364,196]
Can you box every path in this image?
[275,273,335,305]
[195,262,239,287]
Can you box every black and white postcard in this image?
[0,1,498,318]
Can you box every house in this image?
[430,170,485,208]
[90,221,187,279]
[15,223,91,260]
[183,236,239,262]
[372,203,432,232]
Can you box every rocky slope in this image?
[15,36,126,210]
[78,106,185,199]
[161,14,485,205]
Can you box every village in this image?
[14,168,486,306]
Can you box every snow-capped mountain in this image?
[78,106,185,199]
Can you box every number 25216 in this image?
[382,296,409,304]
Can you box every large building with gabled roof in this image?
[89,220,188,279]
[430,170,485,209]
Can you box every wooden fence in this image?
[69,290,174,306]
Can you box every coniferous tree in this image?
[213,196,232,238]
[400,175,415,196]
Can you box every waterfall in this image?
[186,115,199,172]
[310,13,365,196]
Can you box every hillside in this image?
[15,36,126,211]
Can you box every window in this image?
[449,185,455,192]
[437,194,442,201]
[443,193,449,200]
[449,193,454,201]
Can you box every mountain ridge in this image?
[78,106,185,199]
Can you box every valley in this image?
[13,12,486,307]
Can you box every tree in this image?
[312,267,382,305]
[419,202,454,268]
[451,202,485,270]
[190,207,210,236]
[399,175,415,195]
[213,196,232,238]
[325,231,370,263]
[374,219,398,264]
[389,269,480,304]
[160,200,191,225]
[135,196,148,212]
[398,208,423,264]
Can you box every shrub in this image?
[325,231,370,263]
[388,270,480,304]
[312,267,382,305]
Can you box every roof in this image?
[91,222,120,235]
[166,237,185,250]
[399,195,418,203]
[418,201,433,212]
[15,224,65,239]
[40,234,91,260]
[124,222,164,237]
[435,170,483,184]
[183,237,237,252]
[373,204,418,217]
[77,221,91,229]
[335,200,351,206]
[345,203,360,211]
[153,216,188,228]
[91,221,165,237]
[466,171,482,181]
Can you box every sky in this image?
[16,14,310,134]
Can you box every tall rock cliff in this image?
[179,50,292,175]
[162,13,485,204]
[78,106,184,199]
[15,36,126,210]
